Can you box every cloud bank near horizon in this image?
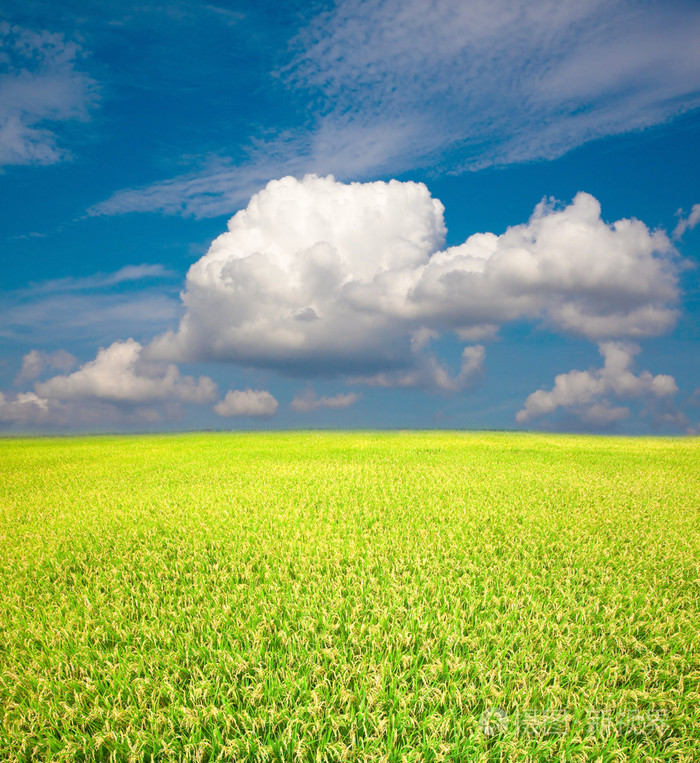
[517,342,679,427]
[2,175,690,430]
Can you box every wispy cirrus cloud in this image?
[0,264,181,346]
[0,22,98,167]
[23,264,174,295]
[90,0,700,219]
[88,159,286,219]
[674,204,700,239]
[290,389,359,413]
[285,0,700,172]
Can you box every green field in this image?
[0,432,698,761]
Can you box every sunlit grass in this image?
[0,432,698,761]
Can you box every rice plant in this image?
[0,432,698,761]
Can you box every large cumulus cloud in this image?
[149,175,447,374]
[149,175,680,386]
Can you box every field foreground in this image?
[0,431,698,762]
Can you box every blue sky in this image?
[1,0,699,433]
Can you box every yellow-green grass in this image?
[0,432,698,762]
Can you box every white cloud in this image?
[146,176,680,385]
[147,175,447,374]
[14,349,76,385]
[1,341,213,429]
[0,390,171,428]
[290,389,359,412]
[0,391,53,424]
[0,24,97,167]
[92,0,700,217]
[25,264,174,295]
[214,389,278,417]
[0,265,181,347]
[649,407,691,432]
[89,159,290,219]
[351,346,484,392]
[674,204,700,239]
[578,401,631,426]
[289,0,700,171]
[35,338,216,404]
[516,342,678,425]
[402,192,679,339]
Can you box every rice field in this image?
[0,431,698,762]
